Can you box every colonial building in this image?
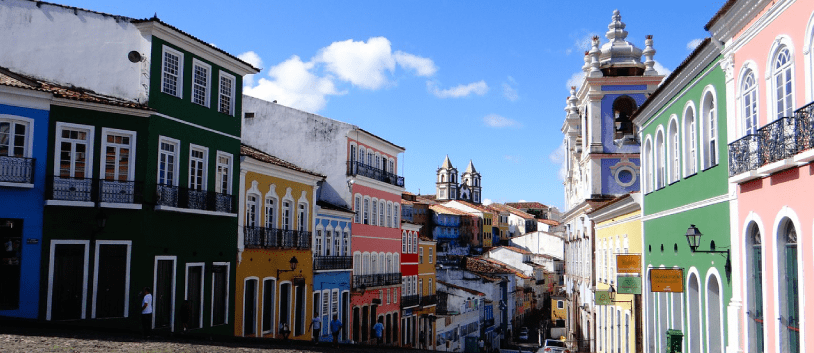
[435,156,482,205]
[313,200,354,343]
[560,10,663,352]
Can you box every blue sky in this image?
[62,0,725,209]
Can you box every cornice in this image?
[588,195,642,224]
[718,0,794,55]
[709,0,775,43]
[641,193,732,222]
[52,98,153,117]
[352,175,405,195]
[0,85,52,110]
[240,156,324,187]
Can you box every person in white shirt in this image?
[141,287,153,336]
[310,316,322,344]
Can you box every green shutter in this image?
[753,245,764,352]
[785,244,799,353]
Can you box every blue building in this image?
[313,201,354,343]
[0,69,52,318]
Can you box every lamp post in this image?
[684,224,731,279]
[277,256,298,278]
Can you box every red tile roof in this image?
[538,219,560,226]
[437,280,485,296]
[505,202,549,210]
[430,204,470,216]
[491,246,531,255]
[489,203,535,219]
[240,144,325,178]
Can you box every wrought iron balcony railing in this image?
[156,184,234,213]
[729,100,814,177]
[0,156,34,184]
[313,255,353,270]
[419,294,438,306]
[352,272,402,289]
[346,161,405,187]
[46,176,143,204]
[243,226,312,249]
[401,295,419,307]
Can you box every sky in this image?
[60,0,726,209]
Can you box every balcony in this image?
[401,295,419,308]
[352,272,401,289]
[156,184,234,213]
[729,101,814,180]
[346,161,404,187]
[419,294,438,306]
[0,156,34,185]
[243,226,312,249]
[46,176,143,205]
[313,256,353,270]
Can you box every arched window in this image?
[353,253,361,275]
[701,91,718,169]
[354,195,361,223]
[746,224,764,353]
[655,130,665,189]
[371,199,378,226]
[402,231,407,253]
[297,203,307,231]
[359,147,366,165]
[688,272,702,353]
[683,106,697,176]
[265,197,277,228]
[707,273,723,353]
[772,46,794,119]
[350,144,356,163]
[778,220,800,353]
[364,198,370,225]
[246,195,258,227]
[325,230,332,256]
[644,138,653,193]
[282,201,292,230]
[315,228,323,255]
[741,69,759,135]
[668,119,680,183]
[613,96,637,139]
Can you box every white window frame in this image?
[210,261,230,326]
[429,248,433,263]
[0,115,34,158]
[54,122,95,178]
[215,151,233,195]
[740,67,760,136]
[667,117,679,184]
[161,45,184,98]
[185,262,206,330]
[188,144,209,191]
[769,42,795,120]
[218,71,236,116]
[682,102,697,177]
[100,128,137,182]
[371,198,378,226]
[242,276,259,336]
[315,228,323,255]
[157,136,180,186]
[91,240,132,319]
[261,277,276,334]
[246,193,260,227]
[379,200,385,226]
[191,59,211,107]
[342,229,350,256]
[701,88,718,169]
[153,255,178,330]
[265,195,278,229]
[354,195,362,223]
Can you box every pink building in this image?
[348,130,405,344]
[710,0,814,352]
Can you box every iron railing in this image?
[46,176,143,204]
[313,256,353,270]
[243,226,312,249]
[729,100,814,176]
[352,272,402,289]
[346,161,405,187]
[0,156,34,184]
[156,184,234,213]
[401,295,419,307]
[419,294,438,306]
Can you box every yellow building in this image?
[487,205,510,244]
[481,212,494,248]
[588,193,642,353]
[415,236,437,349]
[551,296,567,322]
[235,145,324,339]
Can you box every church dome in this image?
[599,10,646,76]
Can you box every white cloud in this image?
[243,55,344,112]
[566,71,585,91]
[482,198,493,206]
[394,51,437,76]
[566,32,598,56]
[518,199,527,203]
[503,76,519,102]
[427,80,488,98]
[653,60,672,79]
[238,51,264,86]
[483,114,521,128]
[242,37,438,112]
[687,38,703,51]
[549,144,567,181]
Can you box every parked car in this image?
[519,331,529,341]
[538,339,569,353]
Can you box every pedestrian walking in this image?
[330,314,343,348]
[373,317,384,345]
[140,287,152,337]
[419,330,426,349]
[310,315,322,344]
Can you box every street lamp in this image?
[277,256,298,277]
[684,224,731,278]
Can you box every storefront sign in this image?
[650,268,684,292]
[617,276,642,294]
[616,254,642,274]
[595,291,611,305]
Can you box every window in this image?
[403,232,407,253]
[557,301,564,309]
[189,145,208,191]
[655,130,665,189]
[211,262,229,326]
[742,70,759,135]
[747,224,764,352]
[358,147,365,165]
[778,220,800,352]
[333,229,341,256]
[298,203,307,231]
[407,232,412,253]
[379,200,385,226]
[161,46,183,98]
[668,120,679,183]
[387,204,392,228]
[92,241,131,319]
[100,128,135,183]
[219,72,236,115]
[56,123,94,179]
[322,291,329,317]
[413,234,418,253]
[393,204,399,226]
[355,196,361,223]
[773,47,794,119]
[371,199,378,226]
[688,272,701,353]
[331,290,338,316]
[644,138,653,193]
[683,106,697,176]
[419,247,424,264]
[246,195,258,227]
[428,278,433,294]
[192,59,211,107]
[262,278,275,333]
[325,230,332,256]
[157,136,179,186]
[364,198,370,225]
[0,118,30,158]
[707,274,723,353]
[215,152,232,194]
[701,91,718,169]
[315,229,323,255]
[282,201,292,230]
[265,197,276,228]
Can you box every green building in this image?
[631,38,732,353]
[12,4,259,335]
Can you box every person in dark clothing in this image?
[330,314,343,348]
